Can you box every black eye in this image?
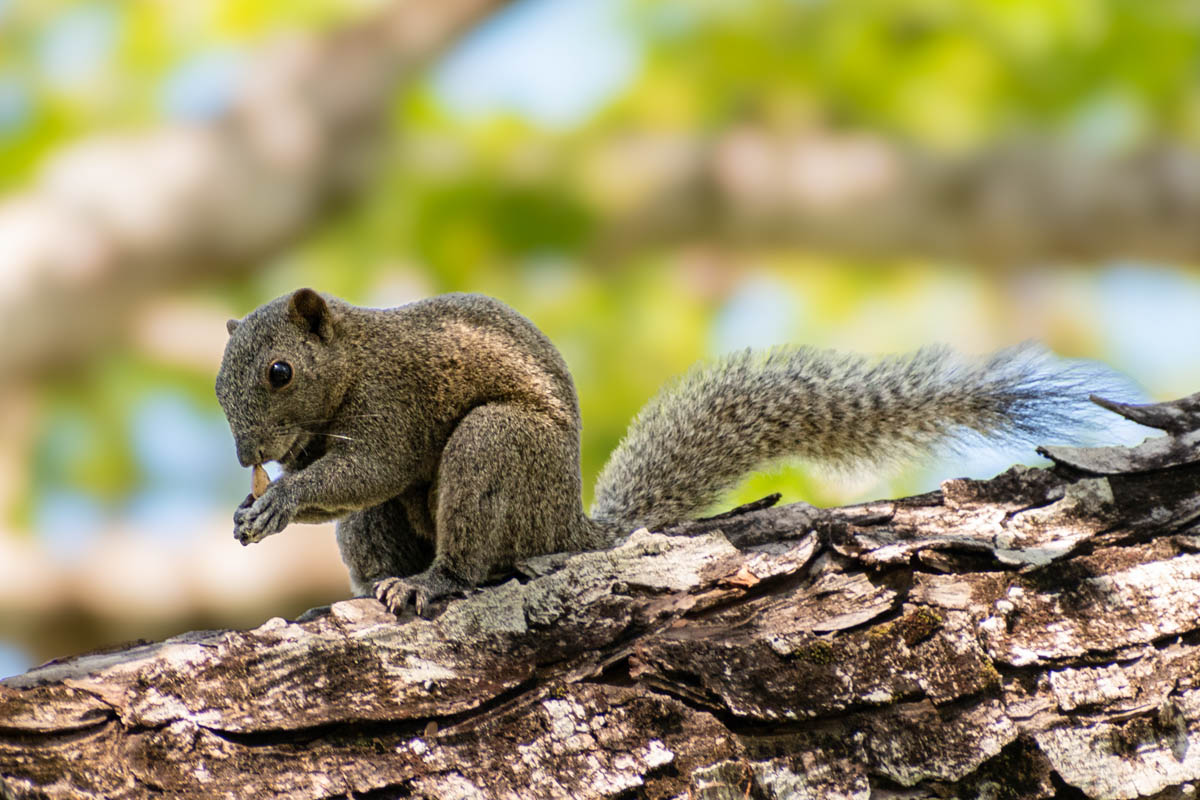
[268,361,293,389]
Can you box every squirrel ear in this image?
[288,288,334,341]
[226,318,240,336]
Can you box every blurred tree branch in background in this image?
[0,0,512,382]
[385,122,1200,274]
[586,129,1200,265]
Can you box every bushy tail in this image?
[589,342,1123,530]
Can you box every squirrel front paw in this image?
[233,485,296,545]
[373,565,471,618]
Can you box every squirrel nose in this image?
[234,439,262,468]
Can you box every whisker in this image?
[308,432,355,442]
[288,413,389,425]
[272,424,357,443]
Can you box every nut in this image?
[252,464,270,498]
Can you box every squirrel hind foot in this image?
[373,565,472,618]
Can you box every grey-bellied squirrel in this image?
[216,288,1114,615]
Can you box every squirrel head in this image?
[215,288,346,468]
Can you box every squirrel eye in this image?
[268,360,293,389]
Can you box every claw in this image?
[232,487,293,545]
[371,566,470,618]
[374,577,433,617]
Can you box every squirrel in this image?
[216,287,1113,616]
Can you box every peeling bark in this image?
[3,393,1200,799]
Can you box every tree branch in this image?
[4,393,1200,798]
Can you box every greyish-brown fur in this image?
[216,288,1113,615]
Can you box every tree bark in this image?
[3,393,1200,799]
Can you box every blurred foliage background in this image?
[2,0,1200,678]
